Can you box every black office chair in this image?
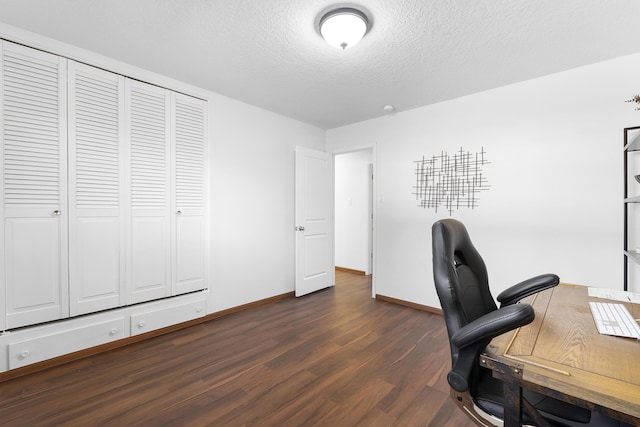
[431,219,621,427]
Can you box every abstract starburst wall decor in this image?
[413,147,490,215]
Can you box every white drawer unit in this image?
[8,318,126,369]
[130,300,206,336]
[0,30,210,373]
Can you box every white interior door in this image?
[125,79,171,304]
[68,61,125,316]
[295,147,334,297]
[1,41,69,329]
[172,93,207,295]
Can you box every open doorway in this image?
[334,149,374,294]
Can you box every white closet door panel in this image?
[129,82,170,210]
[126,80,170,304]
[5,219,64,329]
[71,217,121,314]
[175,216,205,294]
[174,95,206,211]
[172,94,207,294]
[68,61,125,316]
[2,43,66,212]
[1,41,68,329]
[130,216,169,303]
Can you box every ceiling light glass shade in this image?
[320,8,368,50]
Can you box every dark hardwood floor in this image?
[0,271,475,426]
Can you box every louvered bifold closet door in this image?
[1,41,69,329]
[125,80,171,304]
[68,62,125,316]
[172,93,207,295]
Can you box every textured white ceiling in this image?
[0,0,639,129]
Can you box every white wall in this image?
[335,150,372,273]
[208,95,325,311]
[326,53,640,308]
[4,21,640,317]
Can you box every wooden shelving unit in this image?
[623,125,640,290]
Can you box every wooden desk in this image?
[481,283,640,427]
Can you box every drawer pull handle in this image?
[138,321,146,328]
[196,306,203,313]
[110,328,118,336]
[19,351,30,360]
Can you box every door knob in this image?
[298,226,305,231]
[53,210,61,216]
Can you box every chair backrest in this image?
[432,219,498,358]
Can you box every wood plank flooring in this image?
[0,271,475,426]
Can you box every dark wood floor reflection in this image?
[0,270,474,426]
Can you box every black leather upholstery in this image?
[497,274,559,307]
[431,219,600,426]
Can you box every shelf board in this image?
[624,250,640,265]
[626,128,640,151]
[624,196,640,203]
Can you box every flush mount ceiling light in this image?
[319,7,369,50]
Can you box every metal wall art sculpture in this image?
[413,147,490,214]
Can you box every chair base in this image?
[450,388,538,427]
[451,388,502,427]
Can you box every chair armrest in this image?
[447,304,535,392]
[451,304,535,349]
[496,274,559,307]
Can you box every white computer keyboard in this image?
[589,301,640,339]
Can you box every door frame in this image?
[331,144,377,299]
